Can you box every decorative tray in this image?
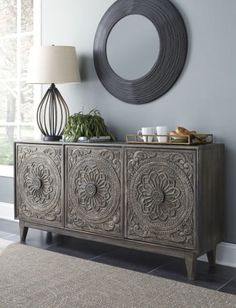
[125,134,213,145]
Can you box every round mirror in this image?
[106,15,160,80]
[94,0,188,104]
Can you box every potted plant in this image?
[63,109,115,142]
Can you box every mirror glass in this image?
[106,15,160,80]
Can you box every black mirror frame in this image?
[93,0,188,105]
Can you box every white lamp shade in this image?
[27,46,81,84]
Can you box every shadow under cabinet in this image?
[14,141,224,280]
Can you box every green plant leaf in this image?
[63,108,116,141]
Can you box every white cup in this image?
[156,126,168,143]
[138,127,155,142]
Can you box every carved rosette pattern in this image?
[24,161,54,206]
[126,149,195,249]
[66,147,122,237]
[16,145,63,225]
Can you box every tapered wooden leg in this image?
[19,221,28,243]
[46,232,52,244]
[185,254,197,281]
[207,248,216,267]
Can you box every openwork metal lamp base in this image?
[37,83,69,141]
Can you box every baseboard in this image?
[0,202,14,221]
[198,242,236,268]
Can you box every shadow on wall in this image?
[80,54,97,82]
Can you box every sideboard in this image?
[14,141,224,280]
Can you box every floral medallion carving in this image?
[23,160,54,208]
[66,147,122,237]
[16,145,62,225]
[74,164,112,215]
[126,149,195,249]
[136,167,182,226]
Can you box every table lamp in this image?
[27,45,80,141]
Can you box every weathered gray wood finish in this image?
[65,146,123,237]
[15,144,63,227]
[125,148,195,249]
[15,142,224,280]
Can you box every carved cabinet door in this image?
[65,146,123,237]
[15,144,63,227]
[125,148,196,249]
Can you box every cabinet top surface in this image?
[14,140,224,150]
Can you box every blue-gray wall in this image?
[1,0,235,244]
[0,177,14,204]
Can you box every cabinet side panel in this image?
[14,143,19,219]
[197,144,225,254]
